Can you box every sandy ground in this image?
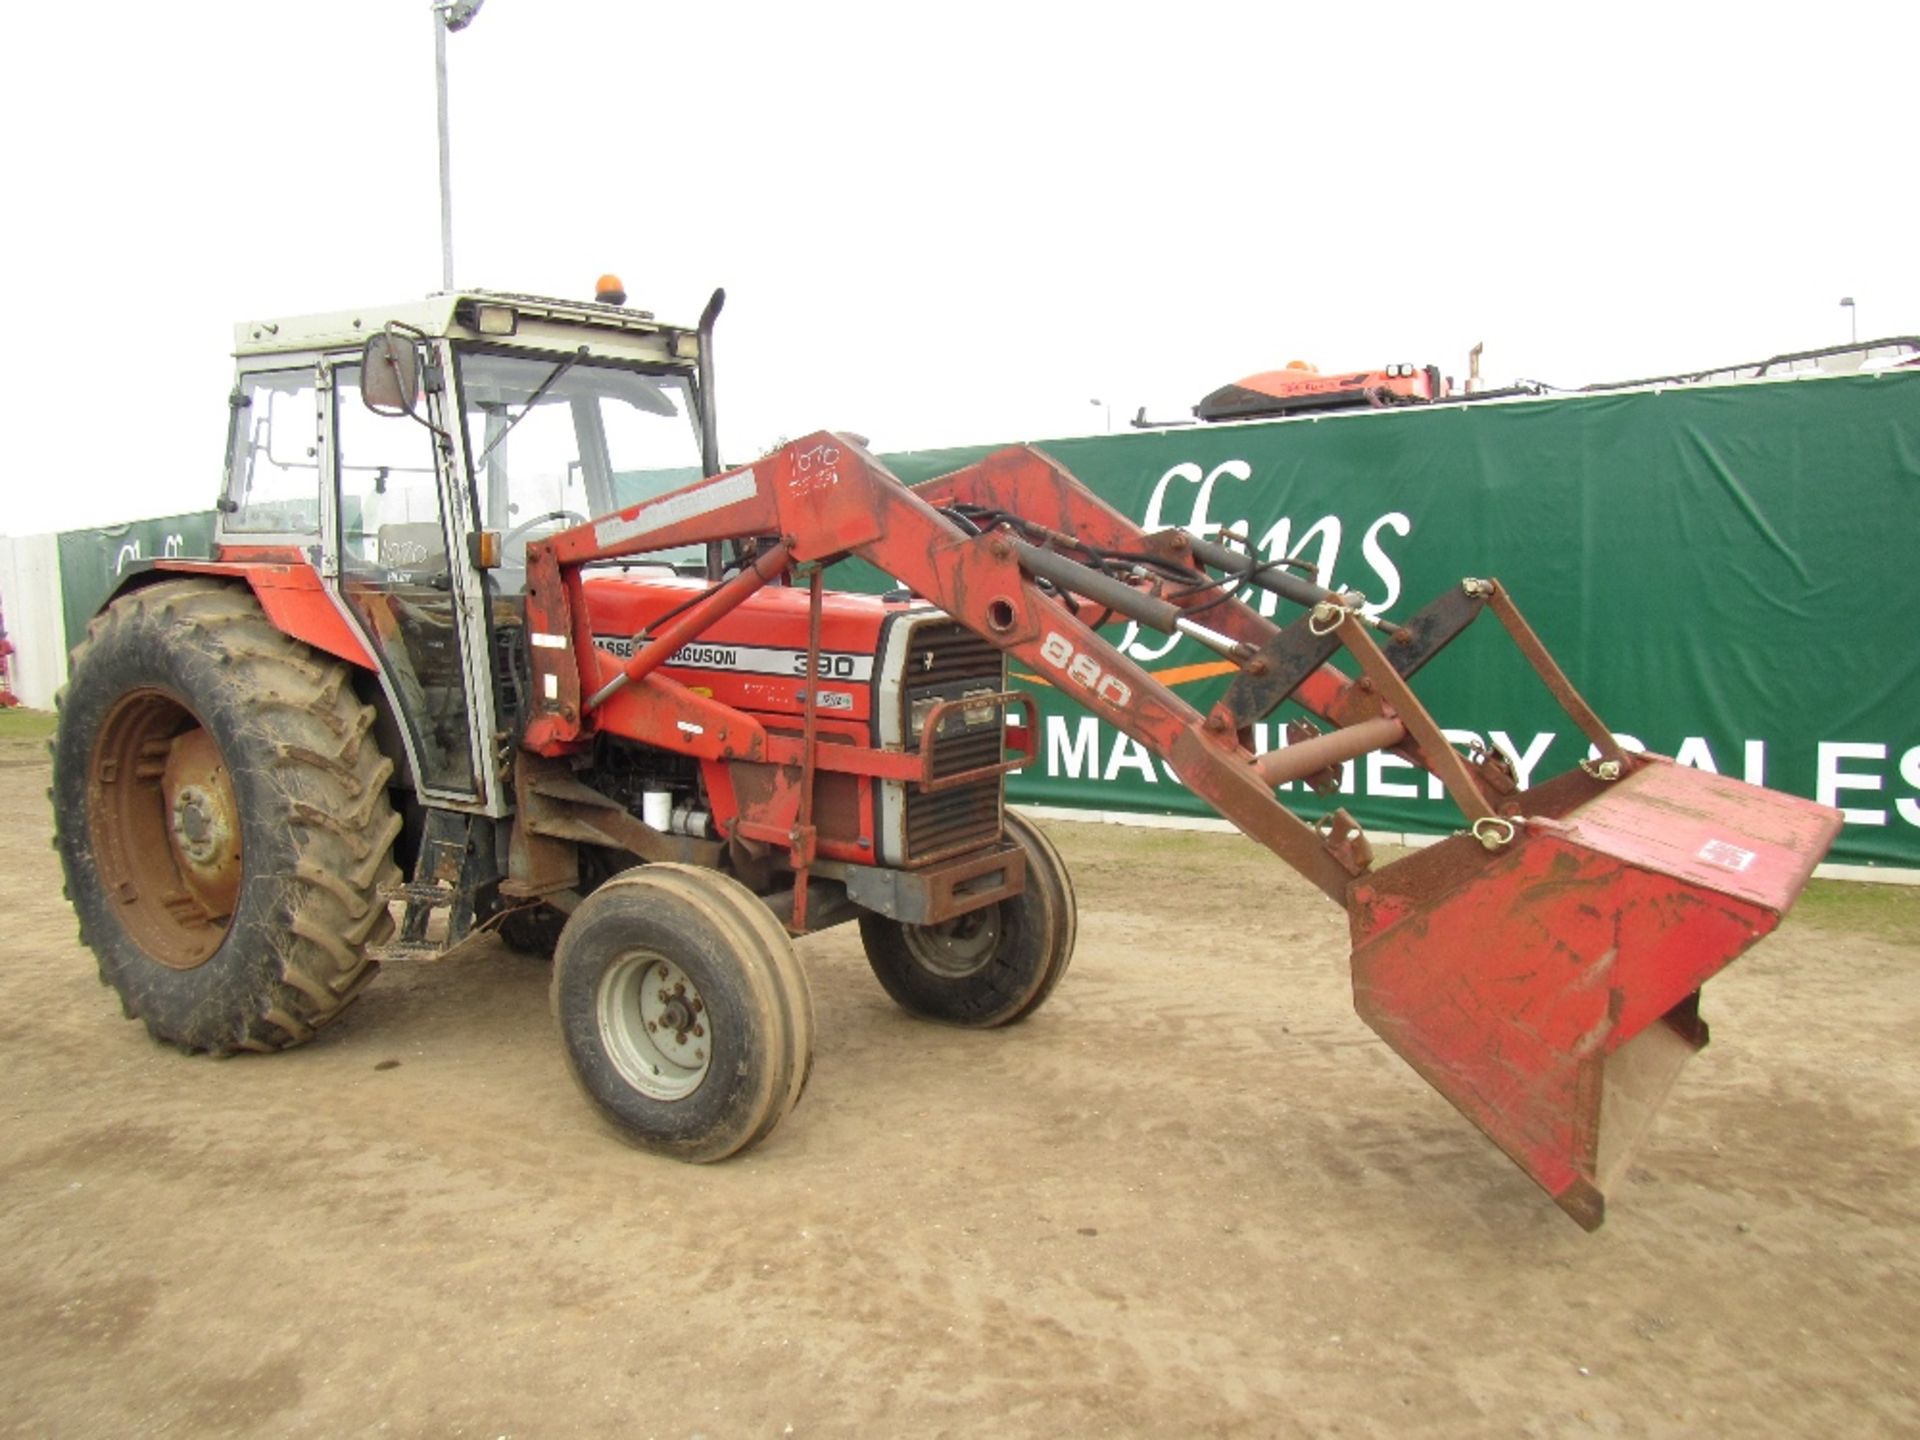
[1,736,1915,1439]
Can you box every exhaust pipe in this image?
[697,287,726,579]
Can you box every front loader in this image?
[52,285,1840,1228]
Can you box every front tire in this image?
[497,904,567,957]
[52,580,404,1053]
[552,865,813,1161]
[999,810,1077,1022]
[857,811,1076,1027]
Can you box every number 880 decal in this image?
[1039,631,1133,708]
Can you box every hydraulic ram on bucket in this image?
[528,434,1842,1227]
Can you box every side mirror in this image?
[362,332,420,417]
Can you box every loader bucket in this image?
[1345,756,1842,1229]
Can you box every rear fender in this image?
[105,557,374,670]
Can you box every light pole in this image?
[1089,398,1110,433]
[1840,296,1856,345]
[434,0,485,291]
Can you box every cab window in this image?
[225,369,321,535]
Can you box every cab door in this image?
[322,355,488,802]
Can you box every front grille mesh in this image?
[902,622,1005,864]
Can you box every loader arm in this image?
[909,448,1541,816]
[522,432,1842,1229]
[524,434,1501,898]
[525,434,1372,899]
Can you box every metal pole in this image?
[435,10,454,291]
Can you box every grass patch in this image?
[0,708,55,740]
[1788,877,1920,945]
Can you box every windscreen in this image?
[455,349,706,572]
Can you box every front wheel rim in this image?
[596,952,712,1101]
[901,906,1003,978]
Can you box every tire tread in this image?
[551,864,813,1162]
[53,579,402,1054]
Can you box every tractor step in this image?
[380,880,456,907]
[373,811,502,958]
[367,938,452,964]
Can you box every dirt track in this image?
[2,739,1915,1438]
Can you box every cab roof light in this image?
[455,300,518,336]
[595,274,628,306]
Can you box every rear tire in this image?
[52,580,404,1053]
[552,865,813,1162]
[857,811,1076,1027]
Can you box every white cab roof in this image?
[232,289,696,365]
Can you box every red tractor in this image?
[53,285,1840,1227]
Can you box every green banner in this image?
[55,511,216,653]
[874,373,1920,871]
[53,375,1918,870]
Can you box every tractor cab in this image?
[217,286,716,812]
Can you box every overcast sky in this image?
[3,1,1913,536]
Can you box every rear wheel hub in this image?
[88,690,241,970]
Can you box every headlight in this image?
[909,695,939,740]
[961,693,1000,727]
[909,689,1000,740]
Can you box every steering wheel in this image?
[503,509,589,548]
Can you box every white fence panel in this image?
[0,532,67,710]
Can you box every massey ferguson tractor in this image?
[52,284,1842,1228]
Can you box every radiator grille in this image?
[901,622,1005,864]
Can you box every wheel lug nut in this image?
[693,1024,703,1038]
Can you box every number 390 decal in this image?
[1039,632,1133,707]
